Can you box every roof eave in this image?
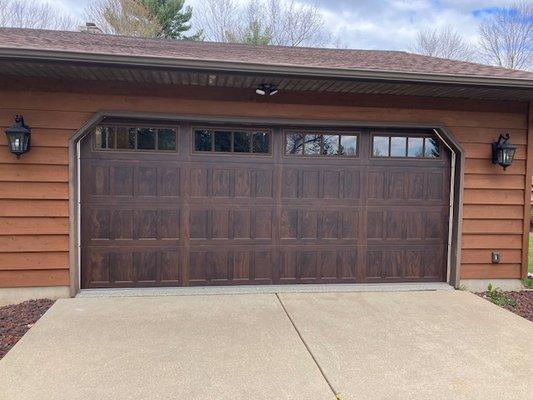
[0,47,532,90]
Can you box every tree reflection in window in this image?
[286,132,358,156]
[194,129,270,154]
[373,135,439,158]
[424,138,440,158]
[94,126,177,151]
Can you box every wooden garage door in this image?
[80,122,450,288]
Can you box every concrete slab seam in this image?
[275,293,340,399]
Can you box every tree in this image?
[0,0,76,30]
[85,0,199,39]
[478,1,532,70]
[140,0,199,39]
[193,0,328,47]
[409,27,474,61]
[85,0,163,36]
[236,1,273,45]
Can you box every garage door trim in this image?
[68,111,464,295]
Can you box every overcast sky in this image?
[47,0,520,51]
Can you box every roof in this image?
[0,27,532,83]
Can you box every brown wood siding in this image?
[0,86,529,287]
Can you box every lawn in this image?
[529,233,533,274]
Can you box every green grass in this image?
[529,233,533,274]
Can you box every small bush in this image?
[486,284,517,307]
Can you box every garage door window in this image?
[194,128,270,154]
[93,126,177,151]
[372,134,440,158]
[285,132,358,156]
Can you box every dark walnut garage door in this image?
[80,122,450,288]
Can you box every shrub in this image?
[486,284,517,307]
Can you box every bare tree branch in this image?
[84,0,163,37]
[193,0,328,47]
[478,1,532,70]
[0,0,77,30]
[409,27,474,61]
[193,0,240,43]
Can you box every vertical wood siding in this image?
[0,87,529,287]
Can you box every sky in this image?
[46,0,522,51]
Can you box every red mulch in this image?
[0,299,55,360]
[478,291,533,322]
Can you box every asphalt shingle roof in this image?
[0,27,532,81]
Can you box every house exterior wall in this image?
[0,79,530,295]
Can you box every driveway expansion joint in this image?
[275,293,340,399]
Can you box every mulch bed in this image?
[478,291,533,322]
[0,299,55,360]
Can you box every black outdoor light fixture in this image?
[492,133,517,170]
[256,83,279,96]
[4,115,31,159]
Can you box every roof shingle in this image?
[0,27,532,81]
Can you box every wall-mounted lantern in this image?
[5,115,31,159]
[492,134,516,170]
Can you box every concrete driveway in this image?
[1,290,532,400]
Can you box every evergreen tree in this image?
[140,0,200,39]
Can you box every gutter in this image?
[0,47,532,89]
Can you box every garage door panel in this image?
[84,207,181,242]
[110,210,133,239]
[90,164,110,196]
[279,247,357,283]
[254,169,274,198]
[158,167,181,197]
[189,208,274,241]
[189,166,276,199]
[367,208,448,243]
[385,210,406,240]
[110,165,134,196]
[407,172,425,200]
[82,249,180,287]
[84,162,182,201]
[280,208,360,241]
[137,167,158,196]
[322,170,341,198]
[368,168,448,203]
[364,245,446,282]
[188,248,275,286]
[281,168,362,200]
[427,172,446,200]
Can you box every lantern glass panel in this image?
[6,131,29,155]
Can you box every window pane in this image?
[373,136,389,157]
[115,127,135,149]
[214,131,232,152]
[304,134,321,155]
[390,137,407,157]
[252,132,269,153]
[424,138,440,158]
[234,131,251,152]
[286,133,305,154]
[94,126,115,149]
[158,129,176,150]
[195,130,212,151]
[322,135,339,155]
[407,137,424,157]
[340,135,357,156]
[137,128,156,150]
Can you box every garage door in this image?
[80,122,450,288]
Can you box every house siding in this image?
[0,82,529,288]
